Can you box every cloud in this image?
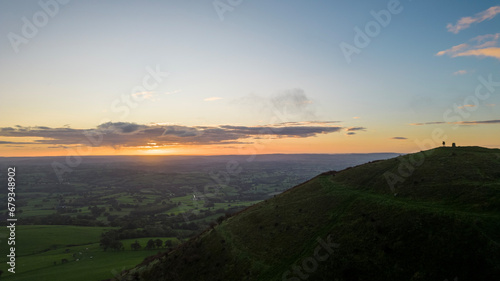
[457,104,476,109]
[453,70,467,75]
[473,33,500,48]
[0,122,348,148]
[98,122,144,133]
[161,125,202,137]
[164,90,181,95]
[436,43,469,56]
[447,6,500,33]
[232,88,317,121]
[437,33,500,60]
[410,121,446,126]
[453,47,500,60]
[0,140,35,144]
[47,145,71,149]
[391,137,408,140]
[410,119,500,126]
[455,120,500,125]
[271,88,315,118]
[132,91,157,101]
[343,126,366,136]
[204,97,223,101]
[275,121,341,126]
[486,104,496,107]
[222,125,344,138]
[345,127,366,132]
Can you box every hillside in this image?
[112,146,500,281]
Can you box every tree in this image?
[90,206,105,217]
[110,240,124,251]
[100,232,123,251]
[216,215,225,224]
[155,239,163,249]
[131,240,142,251]
[164,240,173,248]
[145,239,155,250]
[100,235,113,251]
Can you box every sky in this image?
[0,0,499,156]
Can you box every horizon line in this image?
[0,151,403,158]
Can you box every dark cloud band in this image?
[0,122,348,148]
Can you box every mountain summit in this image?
[113,146,500,281]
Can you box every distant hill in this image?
[112,146,500,281]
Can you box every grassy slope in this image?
[115,147,500,281]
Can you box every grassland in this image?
[0,225,181,281]
[116,147,500,281]
[0,154,397,280]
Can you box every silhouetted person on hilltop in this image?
[443,141,446,147]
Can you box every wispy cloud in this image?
[276,121,341,126]
[453,70,467,75]
[204,97,223,101]
[457,104,476,109]
[0,140,35,144]
[232,88,317,121]
[437,33,500,60]
[410,121,446,126]
[391,137,408,140]
[0,122,350,148]
[344,126,366,136]
[453,47,500,60]
[456,120,500,125]
[132,91,157,101]
[437,43,469,56]
[164,89,181,95]
[410,119,500,126]
[345,127,366,132]
[447,6,500,34]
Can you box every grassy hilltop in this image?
[114,146,500,281]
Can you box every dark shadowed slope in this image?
[113,146,500,281]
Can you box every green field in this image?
[0,225,176,281]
